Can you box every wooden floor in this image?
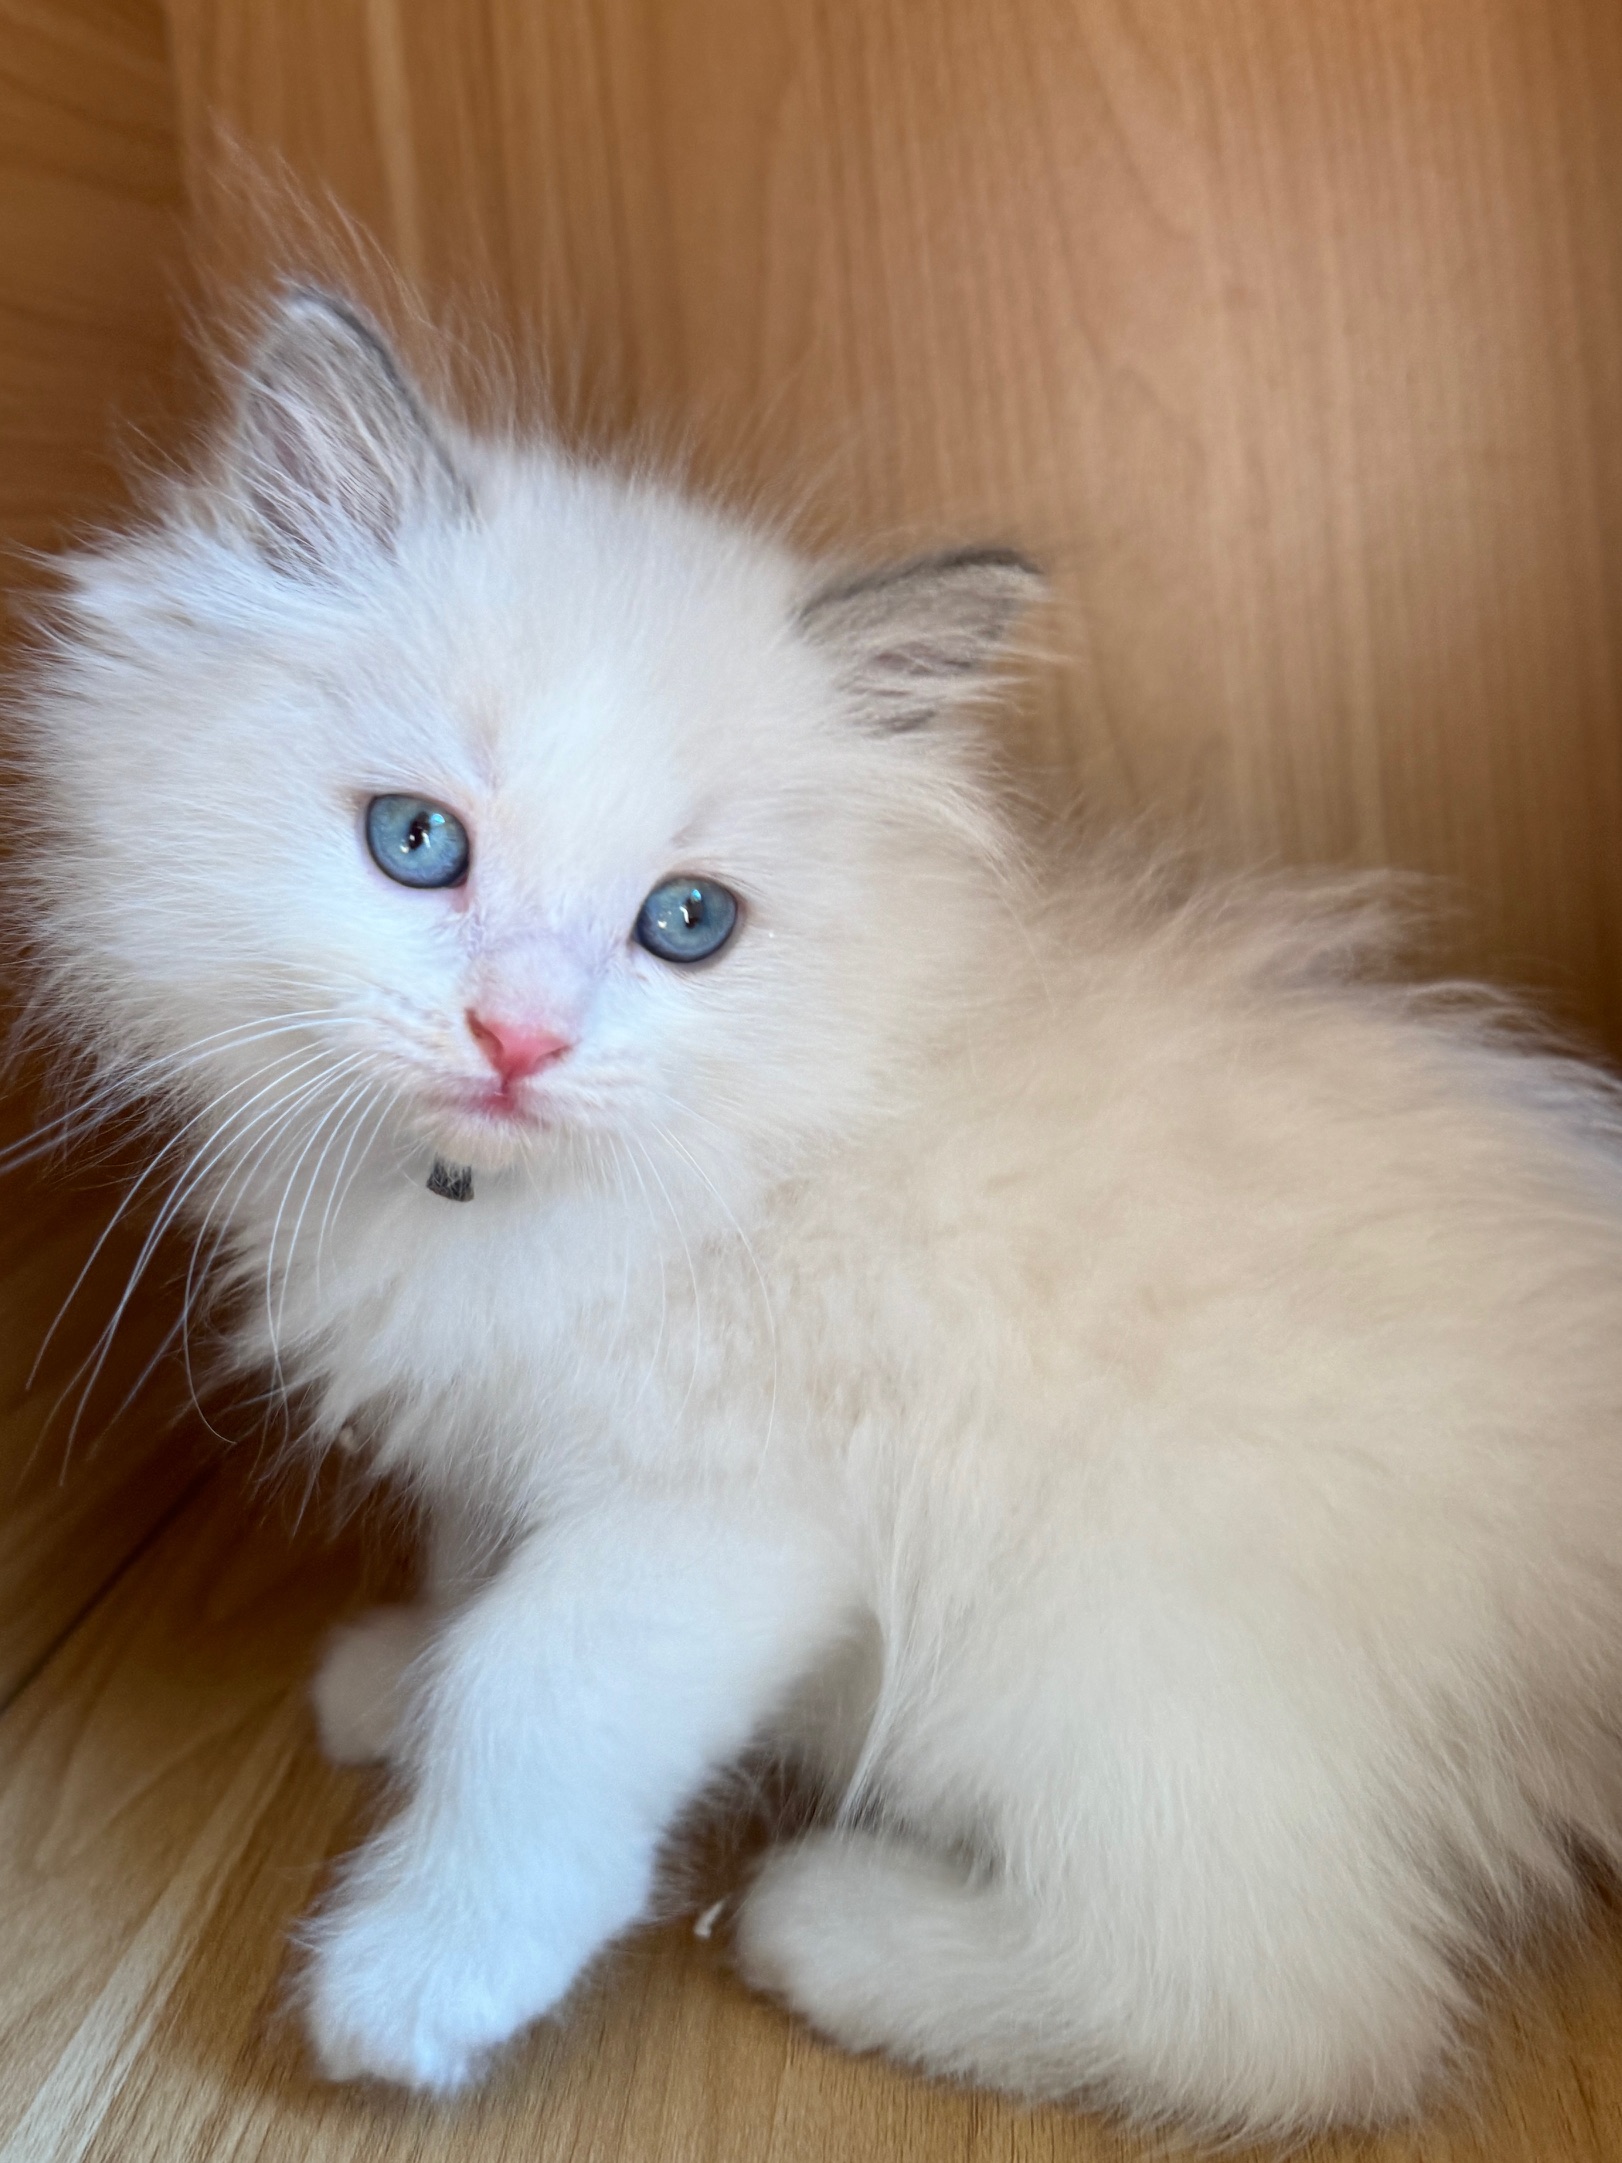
[3,1457,1622,2162]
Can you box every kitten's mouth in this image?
[418,1070,579,1171]
[421,1082,554,1175]
[442,1081,543,1126]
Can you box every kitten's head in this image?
[20,290,1040,1212]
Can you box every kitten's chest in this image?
[261,1165,771,1492]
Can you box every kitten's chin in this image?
[433,1126,539,1175]
[419,1093,561,1174]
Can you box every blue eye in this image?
[635,877,739,964]
[365,795,470,888]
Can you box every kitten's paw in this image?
[303,1857,583,2090]
[304,1892,495,2090]
[310,1606,432,1766]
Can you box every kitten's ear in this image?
[798,547,1044,730]
[225,287,468,572]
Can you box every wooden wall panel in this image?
[0,0,204,1704]
[0,0,185,584]
[165,0,1622,1045]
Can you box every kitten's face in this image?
[27,292,1036,1210]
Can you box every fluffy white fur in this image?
[17,287,1622,2140]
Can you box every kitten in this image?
[18,285,1622,2141]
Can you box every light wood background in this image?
[5,1,1622,2158]
[0,0,183,584]
[0,0,202,1709]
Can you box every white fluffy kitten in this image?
[20,287,1622,2140]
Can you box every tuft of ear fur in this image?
[226,286,468,572]
[798,547,1044,730]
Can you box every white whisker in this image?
[27,1039,340,1395]
[265,1068,379,1380]
[53,1050,373,1456]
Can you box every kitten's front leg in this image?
[304,1494,853,2090]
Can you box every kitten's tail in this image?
[732,1826,1461,2141]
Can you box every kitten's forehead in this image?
[474,454,801,697]
[362,461,817,867]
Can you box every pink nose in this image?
[465,1011,573,1084]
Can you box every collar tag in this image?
[428,1157,475,1202]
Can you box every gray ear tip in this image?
[797,540,1045,728]
[275,280,344,317]
[800,543,1045,627]
[228,283,463,566]
[271,280,365,328]
[256,284,395,368]
[958,547,1047,621]
[934,544,1046,585]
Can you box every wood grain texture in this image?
[0,1196,216,1705]
[0,0,202,1708]
[0,0,185,574]
[7,1472,1622,2162]
[164,0,1622,1040]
